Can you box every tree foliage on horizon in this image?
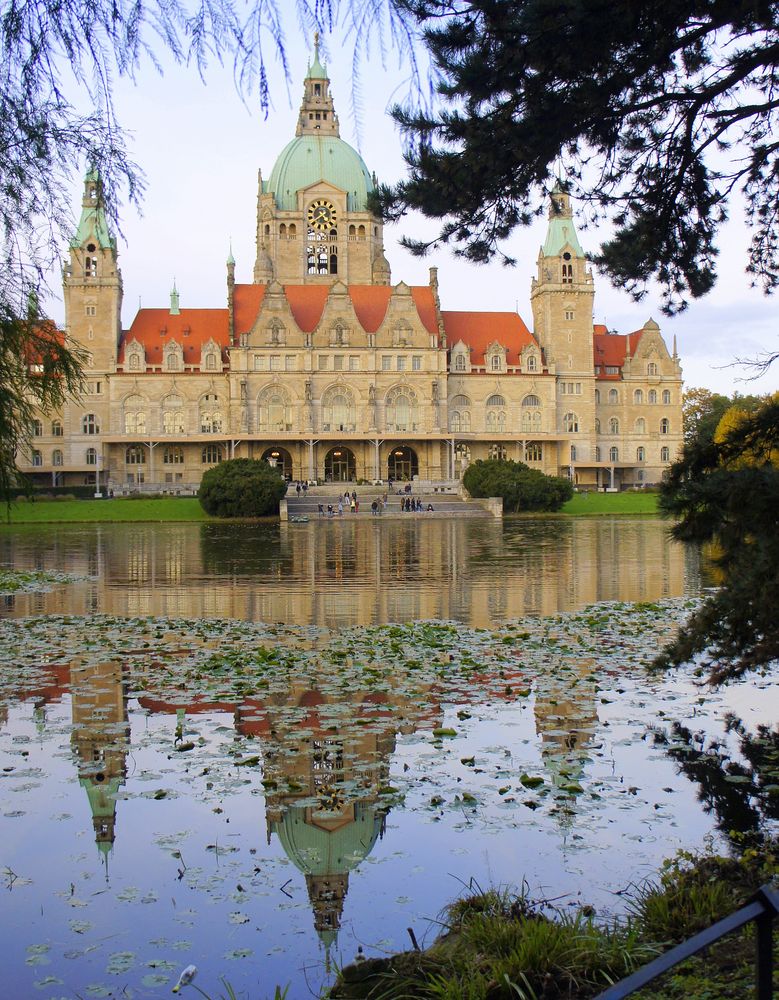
[657,394,779,683]
[377,0,779,315]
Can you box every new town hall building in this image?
[23,52,683,492]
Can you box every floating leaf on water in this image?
[432,728,457,738]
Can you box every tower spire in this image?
[297,39,339,137]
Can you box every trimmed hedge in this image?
[198,458,287,518]
[463,458,574,512]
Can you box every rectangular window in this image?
[605,366,619,374]
[575,382,581,394]
[412,356,422,371]
[334,355,344,371]
[397,356,406,371]
[381,356,391,371]
[285,355,295,371]
[95,381,102,394]
[85,305,96,316]
[318,355,328,371]
[349,356,359,371]
[254,355,265,370]
[565,310,574,321]
[270,355,281,371]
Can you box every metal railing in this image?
[595,884,778,1000]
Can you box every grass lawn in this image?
[1,497,211,523]
[562,490,660,515]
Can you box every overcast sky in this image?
[50,27,778,397]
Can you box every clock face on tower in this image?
[308,199,337,232]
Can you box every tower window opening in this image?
[358,225,366,239]
[314,83,321,96]
[329,253,338,274]
[315,112,321,120]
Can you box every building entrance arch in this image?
[261,446,293,480]
[388,445,418,482]
[324,446,356,482]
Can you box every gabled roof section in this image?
[232,284,440,337]
[593,327,645,378]
[442,311,536,366]
[120,309,229,366]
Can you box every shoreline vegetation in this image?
[1,491,660,523]
[327,839,778,1000]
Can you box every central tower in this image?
[254,40,391,285]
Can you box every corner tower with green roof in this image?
[254,41,390,285]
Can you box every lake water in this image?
[0,518,773,1000]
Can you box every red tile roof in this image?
[442,311,536,366]
[593,327,644,378]
[231,283,440,337]
[121,309,229,366]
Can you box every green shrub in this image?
[198,459,287,518]
[463,459,574,512]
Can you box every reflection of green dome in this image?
[272,803,382,876]
[266,136,373,212]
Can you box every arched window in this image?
[51,420,63,437]
[526,354,538,372]
[594,388,601,404]
[453,353,466,372]
[204,353,217,370]
[85,256,97,278]
[31,419,43,436]
[52,449,63,467]
[449,395,471,433]
[662,389,671,404]
[129,354,140,371]
[660,417,670,435]
[288,223,296,237]
[609,446,619,462]
[595,418,601,434]
[486,394,506,432]
[163,395,185,434]
[661,446,670,462]
[609,417,620,434]
[635,417,646,434]
[608,388,619,404]
[86,448,97,465]
[200,394,223,433]
[636,446,646,462]
[202,445,223,464]
[522,394,541,408]
[163,446,184,465]
[322,385,355,432]
[563,412,578,433]
[125,445,145,464]
[489,444,507,460]
[521,410,542,432]
[562,261,574,283]
[490,353,502,371]
[648,389,658,404]
[633,388,643,404]
[594,446,601,462]
[279,223,287,237]
[82,413,99,435]
[526,443,542,462]
[165,350,181,372]
[647,362,658,376]
[124,395,147,435]
[386,387,418,432]
[257,386,292,432]
[31,449,42,467]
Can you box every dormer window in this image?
[490,354,501,371]
[453,353,466,372]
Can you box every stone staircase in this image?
[283,483,493,519]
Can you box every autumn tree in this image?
[379,0,779,314]
[657,394,779,682]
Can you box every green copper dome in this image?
[266,135,374,212]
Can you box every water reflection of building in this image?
[534,658,599,832]
[139,674,441,948]
[70,660,130,860]
[0,519,693,627]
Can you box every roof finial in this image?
[314,30,320,61]
[170,279,180,316]
[227,239,235,267]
